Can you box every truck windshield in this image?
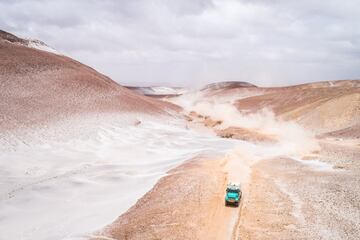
[227,190,239,193]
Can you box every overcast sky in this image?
[1,0,359,87]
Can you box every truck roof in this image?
[227,182,241,191]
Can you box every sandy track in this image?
[93,156,242,240]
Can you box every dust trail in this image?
[170,91,321,202]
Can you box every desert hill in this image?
[232,80,360,135]
[187,80,360,136]
[0,30,177,134]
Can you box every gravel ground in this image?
[237,142,360,240]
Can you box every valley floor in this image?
[0,116,238,240]
[96,134,360,240]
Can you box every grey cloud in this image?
[0,0,359,87]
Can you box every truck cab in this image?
[225,182,241,207]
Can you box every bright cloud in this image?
[0,0,359,87]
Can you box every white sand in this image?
[0,117,238,240]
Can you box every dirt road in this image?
[91,155,244,240]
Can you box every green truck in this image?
[225,182,241,207]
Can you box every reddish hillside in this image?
[200,81,262,99]
[200,80,360,136]
[235,81,360,135]
[0,30,177,133]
